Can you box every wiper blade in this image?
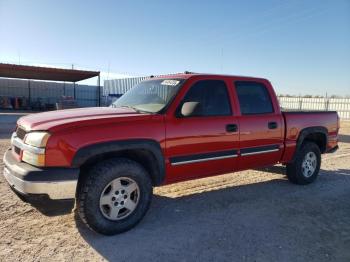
[118,105,151,114]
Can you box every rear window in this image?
[235,81,274,115]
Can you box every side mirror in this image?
[180,102,202,117]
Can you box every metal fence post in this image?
[28,80,31,108]
[325,97,329,111]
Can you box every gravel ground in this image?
[0,122,349,262]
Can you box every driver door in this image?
[165,79,239,183]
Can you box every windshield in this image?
[111,78,184,113]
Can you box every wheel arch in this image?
[295,126,328,156]
[72,139,165,186]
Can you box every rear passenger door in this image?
[233,81,284,170]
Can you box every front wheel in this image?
[77,158,153,235]
[286,142,321,185]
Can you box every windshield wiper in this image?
[117,105,152,114]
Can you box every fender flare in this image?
[292,126,328,161]
[72,139,165,185]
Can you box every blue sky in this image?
[0,0,349,96]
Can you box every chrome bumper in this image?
[3,167,77,199]
[3,149,78,200]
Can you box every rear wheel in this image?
[286,142,321,185]
[77,158,152,235]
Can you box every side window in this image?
[180,80,232,117]
[235,81,274,115]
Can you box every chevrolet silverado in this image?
[3,73,339,235]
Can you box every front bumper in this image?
[3,149,79,200]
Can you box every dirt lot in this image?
[0,122,349,262]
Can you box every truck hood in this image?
[17,107,151,132]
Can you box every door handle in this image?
[226,124,238,132]
[268,122,278,129]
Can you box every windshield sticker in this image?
[161,80,180,86]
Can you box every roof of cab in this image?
[153,72,268,82]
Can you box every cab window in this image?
[235,81,274,114]
[179,80,232,117]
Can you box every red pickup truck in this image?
[3,73,339,235]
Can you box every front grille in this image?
[16,127,27,140]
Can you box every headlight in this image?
[22,150,45,166]
[24,132,50,148]
[22,132,50,166]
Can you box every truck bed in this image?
[281,110,339,162]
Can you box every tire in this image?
[286,141,321,185]
[77,158,153,235]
